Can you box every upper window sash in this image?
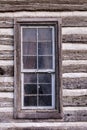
[21,26,55,73]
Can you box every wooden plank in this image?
[0,50,13,60]
[0,122,87,130]
[64,107,87,122]
[63,60,87,73]
[63,34,87,43]
[63,78,87,89]
[0,66,13,76]
[62,17,87,27]
[63,65,87,73]
[0,2,86,11]
[0,107,87,122]
[0,16,87,28]
[0,35,13,45]
[63,50,87,60]
[63,89,87,106]
[0,17,13,28]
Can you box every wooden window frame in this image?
[14,17,62,119]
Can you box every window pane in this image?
[23,28,37,42]
[24,96,37,106]
[38,42,52,55]
[23,42,37,55]
[38,74,51,83]
[38,56,52,69]
[24,73,37,83]
[38,84,51,94]
[23,56,37,69]
[39,96,52,106]
[24,84,37,94]
[38,28,52,41]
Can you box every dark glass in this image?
[24,96,37,106]
[39,96,52,106]
[23,28,37,42]
[38,28,52,41]
[38,74,51,83]
[23,42,37,55]
[24,73,37,83]
[23,56,37,69]
[24,84,37,94]
[38,42,52,55]
[38,84,51,94]
[38,56,52,69]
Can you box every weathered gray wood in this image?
[63,95,87,106]
[63,65,87,73]
[63,34,87,43]
[63,78,87,89]
[0,66,13,76]
[64,108,87,122]
[0,35,13,45]
[0,107,87,122]
[0,50,13,60]
[0,18,13,28]
[0,17,87,28]
[62,17,87,27]
[63,51,87,60]
[0,1,86,11]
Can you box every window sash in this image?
[21,26,55,72]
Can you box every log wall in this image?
[0,1,87,129]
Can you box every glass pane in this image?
[23,42,37,55]
[38,42,52,55]
[38,28,52,41]
[24,84,37,94]
[39,96,52,106]
[23,28,37,42]
[38,74,51,83]
[24,96,37,106]
[38,84,51,94]
[38,56,52,69]
[24,73,37,83]
[23,56,37,69]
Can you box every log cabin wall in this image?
[0,0,87,129]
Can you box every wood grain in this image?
[63,78,87,89]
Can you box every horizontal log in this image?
[63,60,87,73]
[0,50,13,60]
[0,0,87,5]
[64,107,87,121]
[0,107,87,122]
[0,35,13,45]
[63,65,87,73]
[0,122,87,130]
[0,16,86,27]
[63,50,87,60]
[0,65,13,76]
[62,16,87,27]
[0,77,13,82]
[0,17,13,28]
[63,77,87,89]
[63,34,87,43]
[0,2,86,11]
[63,89,87,106]
[1,16,87,28]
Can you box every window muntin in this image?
[21,26,55,109]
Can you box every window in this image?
[14,17,62,119]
